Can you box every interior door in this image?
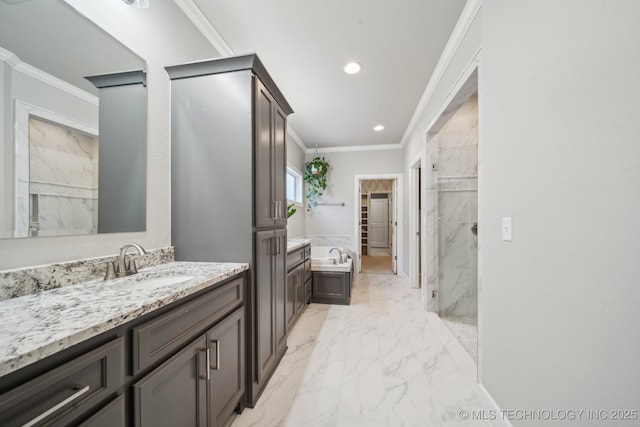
[369,197,389,248]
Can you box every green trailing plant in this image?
[287,203,297,218]
[304,156,330,212]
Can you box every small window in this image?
[286,164,303,205]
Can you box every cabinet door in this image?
[208,309,244,427]
[132,335,208,427]
[285,265,298,331]
[274,229,288,352]
[273,106,287,227]
[295,268,306,315]
[254,230,275,382]
[312,272,351,305]
[255,78,275,228]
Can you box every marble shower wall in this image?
[29,117,99,237]
[434,94,478,318]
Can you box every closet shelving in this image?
[361,193,368,256]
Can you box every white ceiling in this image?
[189,0,467,150]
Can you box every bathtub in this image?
[310,246,352,272]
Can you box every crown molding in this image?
[400,0,482,148]
[0,47,97,105]
[287,126,307,152]
[305,143,402,154]
[173,0,233,56]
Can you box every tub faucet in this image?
[329,247,343,264]
[105,243,147,280]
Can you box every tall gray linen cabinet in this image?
[166,54,293,407]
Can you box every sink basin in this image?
[127,275,194,290]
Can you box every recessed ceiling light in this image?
[343,62,362,75]
[122,0,149,8]
[373,125,385,132]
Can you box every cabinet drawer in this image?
[0,337,124,427]
[286,247,304,271]
[80,394,126,427]
[132,276,243,374]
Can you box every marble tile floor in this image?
[232,273,492,427]
[440,316,478,363]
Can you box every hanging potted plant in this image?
[304,156,330,212]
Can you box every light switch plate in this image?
[502,217,513,241]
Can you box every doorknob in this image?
[471,223,478,235]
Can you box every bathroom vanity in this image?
[0,262,248,427]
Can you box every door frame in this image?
[409,154,422,289]
[353,174,403,274]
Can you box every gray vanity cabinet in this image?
[286,244,311,331]
[0,273,247,426]
[166,54,293,407]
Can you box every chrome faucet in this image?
[104,243,147,280]
[329,247,344,264]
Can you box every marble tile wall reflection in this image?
[28,116,99,237]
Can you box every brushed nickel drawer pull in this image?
[23,385,90,427]
[212,340,221,371]
[199,348,210,381]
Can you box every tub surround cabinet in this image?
[286,243,311,331]
[0,270,247,427]
[312,265,353,305]
[166,54,293,407]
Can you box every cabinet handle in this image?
[273,201,281,220]
[277,237,281,255]
[200,348,210,381]
[23,385,90,427]
[212,340,220,371]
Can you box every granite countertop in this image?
[287,238,311,253]
[0,261,248,377]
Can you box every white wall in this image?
[305,149,403,248]
[480,1,640,422]
[286,134,305,238]
[0,1,219,269]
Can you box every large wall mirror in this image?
[0,0,147,239]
